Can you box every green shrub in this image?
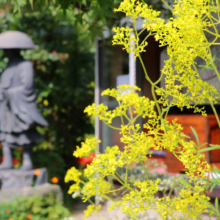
[0,193,69,220]
[0,1,95,205]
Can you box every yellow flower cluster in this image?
[85,85,156,125]
[153,0,219,108]
[155,187,210,219]
[113,0,220,111]
[65,85,212,219]
[64,167,82,194]
[83,178,111,202]
[109,179,161,218]
[113,0,163,58]
[85,145,122,178]
[65,167,81,183]
[84,204,102,219]
[64,0,220,218]
[73,136,100,158]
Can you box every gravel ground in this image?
[71,202,217,220]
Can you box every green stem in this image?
[151,84,162,117]
[203,28,220,37]
[164,102,173,120]
[207,4,219,36]
[108,186,125,194]
[154,71,164,85]
[138,54,153,84]
[137,51,163,118]
[141,161,149,180]
[118,101,124,126]
[103,121,121,130]
[207,42,220,45]
[125,165,129,185]
[88,198,95,205]
[129,106,134,124]
[203,42,220,128]
[123,112,131,122]
[167,188,174,198]
[126,114,140,126]
[137,54,163,121]
[192,63,202,79]
[173,151,181,161]
[203,27,220,37]
[80,180,86,184]
[133,19,139,44]
[193,59,220,129]
[138,26,149,36]
[139,32,152,48]
[121,115,124,126]
[216,0,220,21]
[134,19,164,118]
[127,106,136,186]
[161,0,173,11]
[210,101,220,128]
[114,173,124,186]
[210,15,220,23]
[101,194,114,201]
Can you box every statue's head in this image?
[0,31,35,60]
[0,31,35,50]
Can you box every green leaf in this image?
[215,198,219,215]
[200,142,207,147]
[101,9,117,18]
[87,5,99,11]
[199,145,220,153]
[208,172,220,185]
[208,209,216,215]
[214,166,220,175]
[211,171,216,179]
[210,144,220,147]
[190,126,199,146]
[183,134,190,139]
[210,184,216,192]
[178,178,193,189]
[165,125,171,131]
[213,55,216,60]
[208,179,220,184]
[29,0,33,9]
[201,182,209,189]
[198,64,215,70]
[121,189,130,195]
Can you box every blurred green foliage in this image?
[0,192,70,220]
[0,0,172,206]
[0,1,95,204]
[4,0,173,42]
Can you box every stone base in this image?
[0,183,63,204]
[0,168,48,190]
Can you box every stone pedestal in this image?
[0,168,48,190]
[0,183,63,204]
[0,168,63,204]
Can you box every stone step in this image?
[0,168,47,190]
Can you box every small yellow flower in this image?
[43,100,49,106]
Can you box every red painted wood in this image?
[144,114,220,173]
[208,115,220,163]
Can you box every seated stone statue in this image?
[0,31,48,170]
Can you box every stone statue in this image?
[0,31,48,170]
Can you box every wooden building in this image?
[95,19,220,173]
